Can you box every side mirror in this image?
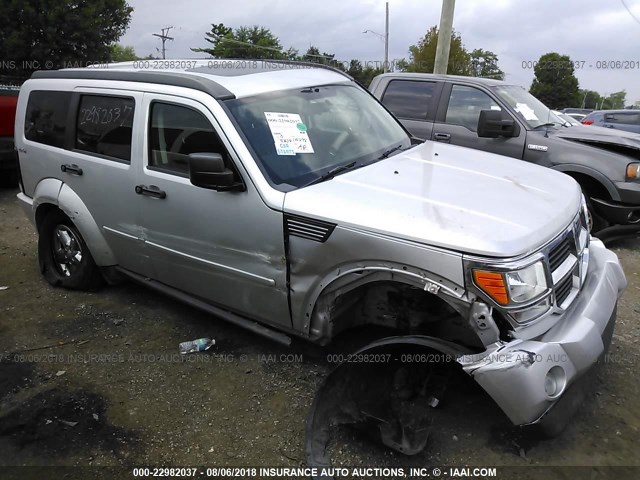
[188,153,244,192]
[477,110,517,138]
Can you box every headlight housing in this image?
[626,163,640,181]
[473,260,549,306]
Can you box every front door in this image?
[136,93,289,327]
[432,84,526,159]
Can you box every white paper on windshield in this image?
[265,112,315,156]
[490,105,502,111]
[515,103,538,121]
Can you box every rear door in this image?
[21,88,150,275]
[136,93,290,327]
[432,83,526,159]
[378,79,441,140]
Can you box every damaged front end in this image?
[305,237,625,472]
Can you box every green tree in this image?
[0,0,133,77]
[529,53,580,109]
[302,46,337,64]
[109,44,138,62]
[602,90,626,109]
[469,49,504,80]
[346,59,383,86]
[579,89,602,109]
[404,26,471,75]
[192,24,285,59]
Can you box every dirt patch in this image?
[0,359,36,402]
[0,387,138,459]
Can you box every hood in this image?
[284,142,581,258]
[555,125,640,153]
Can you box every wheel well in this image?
[564,172,610,201]
[312,280,486,351]
[35,204,65,234]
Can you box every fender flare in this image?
[33,180,117,266]
[32,178,63,214]
[303,263,467,342]
[551,164,620,201]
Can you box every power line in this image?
[621,0,640,25]
[152,26,174,59]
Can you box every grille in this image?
[285,215,336,243]
[554,274,573,306]
[548,237,572,271]
[545,214,588,311]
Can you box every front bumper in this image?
[458,239,626,426]
[592,197,640,225]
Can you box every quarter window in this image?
[445,85,501,131]
[148,102,226,176]
[76,95,135,161]
[381,80,435,120]
[24,90,72,148]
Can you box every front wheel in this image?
[38,210,103,290]
[582,190,609,233]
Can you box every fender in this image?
[33,180,117,266]
[304,261,468,341]
[551,164,620,201]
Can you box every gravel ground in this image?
[0,185,639,479]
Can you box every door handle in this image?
[434,133,451,142]
[135,184,166,199]
[61,164,83,175]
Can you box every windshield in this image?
[560,113,580,125]
[492,85,561,129]
[226,84,410,189]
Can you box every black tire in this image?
[38,210,103,290]
[583,193,609,234]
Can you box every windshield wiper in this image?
[377,144,405,160]
[533,122,560,129]
[302,161,357,187]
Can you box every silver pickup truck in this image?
[14,61,626,432]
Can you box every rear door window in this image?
[604,112,640,125]
[381,80,436,120]
[24,90,72,148]
[75,95,135,162]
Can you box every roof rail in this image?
[30,69,235,100]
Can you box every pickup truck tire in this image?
[38,210,103,290]
[581,190,609,233]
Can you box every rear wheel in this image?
[38,210,103,290]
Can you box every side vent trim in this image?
[285,215,336,243]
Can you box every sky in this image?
[120,0,640,105]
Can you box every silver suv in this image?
[15,60,626,431]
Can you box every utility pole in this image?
[152,26,174,60]
[433,0,456,74]
[384,2,389,73]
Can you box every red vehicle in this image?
[1,87,20,187]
